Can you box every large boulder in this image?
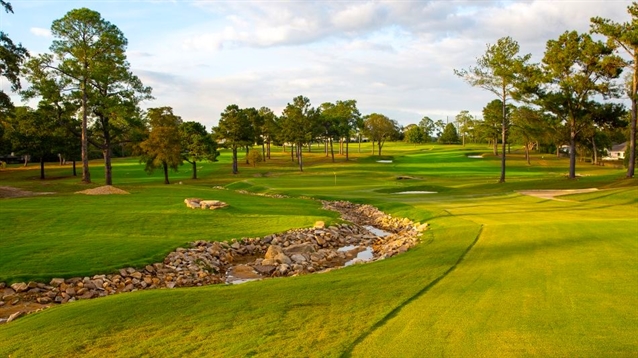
[283,243,315,256]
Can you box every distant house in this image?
[603,142,627,161]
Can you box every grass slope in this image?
[0,142,636,357]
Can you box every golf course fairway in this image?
[0,143,636,357]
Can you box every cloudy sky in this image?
[1,0,632,129]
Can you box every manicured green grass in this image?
[0,186,339,283]
[352,196,638,357]
[0,142,636,357]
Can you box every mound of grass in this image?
[0,186,338,283]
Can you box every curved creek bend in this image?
[0,200,428,324]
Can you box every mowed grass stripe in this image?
[351,199,638,357]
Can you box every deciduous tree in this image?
[363,113,398,156]
[180,121,219,179]
[215,104,253,174]
[139,107,183,184]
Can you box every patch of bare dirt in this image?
[518,188,598,201]
[75,185,130,195]
[0,186,55,198]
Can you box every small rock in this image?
[10,282,28,293]
[37,297,52,304]
[7,311,24,323]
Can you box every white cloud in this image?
[29,27,51,37]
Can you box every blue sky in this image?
[1,0,632,130]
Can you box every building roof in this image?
[611,142,628,152]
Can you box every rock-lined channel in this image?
[0,200,427,324]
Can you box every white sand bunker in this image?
[518,188,598,201]
[377,160,393,163]
[75,185,130,195]
[395,191,437,194]
[467,155,483,159]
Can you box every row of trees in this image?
[215,96,401,173]
[454,3,637,182]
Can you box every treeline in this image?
[1,3,636,184]
[451,4,637,181]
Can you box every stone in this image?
[274,253,292,265]
[290,254,307,263]
[130,271,143,280]
[252,265,277,275]
[314,221,325,229]
[7,311,24,323]
[261,258,276,266]
[0,282,4,289]
[264,245,283,260]
[10,282,28,293]
[65,287,76,296]
[37,297,52,304]
[278,264,289,275]
[284,243,315,255]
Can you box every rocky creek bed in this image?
[0,200,427,324]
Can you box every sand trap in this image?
[467,155,483,159]
[518,188,598,201]
[75,185,130,195]
[377,160,393,163]
[395,191,437,194]
[0,186,55,198]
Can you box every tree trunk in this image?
[40,156,45,180]
[499,94,507,183]
[103,142,113,186]
[525,143,530,165]
[245,146,250,164]
[232,147,238,174]
[290,145,294,161]
[58,153,63,166]
[81,77,91,184]
[262,143,266,163]
[628,57,637,178]
[163,161,170,184]
[493,138,498,156]
[192,161,197,179]
[23,155,28,167]
[72,160,77,176]
[378,140,383,156]
[330,138,335,162]
[358,135,361,153]
[325,139,328,157]
[346,136,349,161]
[298,143,303,171]
[569,129,577,179]
[592,138,598,165]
